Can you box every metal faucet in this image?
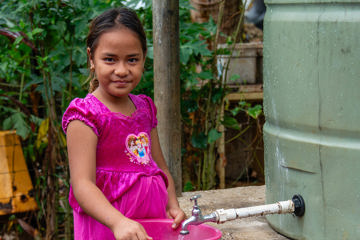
[180,195,218,235]
[179,194,306,235]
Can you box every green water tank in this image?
[263,1,360,239]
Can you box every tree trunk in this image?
[152,0,182,196]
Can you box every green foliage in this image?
[3,111,30,139]
[208,128,222,144]
[191,132,207,150]
[183,181,195,192]
[178,1,263,190]
[229,101,263,119]
[0,0,126,238]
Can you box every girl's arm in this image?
[150,128,186,228]
[66,120,152,240]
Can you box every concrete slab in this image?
[178,185,290,240]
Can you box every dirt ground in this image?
[178,185,289,240]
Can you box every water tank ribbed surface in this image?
[263,1,360,239]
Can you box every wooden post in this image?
[217,102,226,189]
[152,1,182,196]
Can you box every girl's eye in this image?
[104,57,115,63]
[128,58,139,64]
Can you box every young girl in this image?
[62,7,185,240]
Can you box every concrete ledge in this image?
[178,185,289,240]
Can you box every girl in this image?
[62,7,185,240]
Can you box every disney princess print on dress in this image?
[125,132,151,165]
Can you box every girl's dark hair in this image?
[87,7,147,92]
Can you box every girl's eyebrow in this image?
[128,53,141,57]
[101,52,141,57]
[102,53,117,57]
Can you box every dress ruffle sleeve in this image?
[139,95,158,129]
[62,97,101,136]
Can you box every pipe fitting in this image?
[292,194,305,217]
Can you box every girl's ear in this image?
[87,47,95,70]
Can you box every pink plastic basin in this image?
[136,219,222,240]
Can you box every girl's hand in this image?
[167,207,186,229]
[112,218,152,240]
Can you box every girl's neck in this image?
[92,88,136,115]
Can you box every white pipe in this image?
[215,200,295,223]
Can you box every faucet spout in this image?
[180,212,218,235]
[180,195,219,235]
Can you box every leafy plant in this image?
[0,0,123,238]
[179,0,263,190]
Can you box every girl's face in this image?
[89,27,145,99]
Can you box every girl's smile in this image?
[112,80,131,88]
[89,27,146,101]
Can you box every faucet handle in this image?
[190,194,201,206]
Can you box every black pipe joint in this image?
[292,194,305,217]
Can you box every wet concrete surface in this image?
[178,185,290,240]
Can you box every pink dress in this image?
[62,93,169,239]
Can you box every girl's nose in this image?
[114,62,129,76]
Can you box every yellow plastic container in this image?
[0,130,38,215]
